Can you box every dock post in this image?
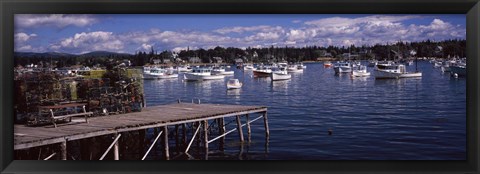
[203,120,209,152]
[263,112,270,138]
[175,125,180,153]
[162,126,169,160]
[60,140,67,160]
[236,115,244,142]
[113,133,119,160]
[182,123,187,147]
[246,114,251,142]
[217,118,225,151]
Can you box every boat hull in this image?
[184,73,225,81]
[334,66,352,73]
[270,73,291,81]
[143,73,178,79]
[352,71,370,77]
[374,70,422,79]
[450,66,466,76]
[253,70,271,77]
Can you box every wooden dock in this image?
[14,103,268,160]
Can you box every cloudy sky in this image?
[14,14,465,54]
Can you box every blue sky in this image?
[14,14,465,54]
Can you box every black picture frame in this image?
[1,0,479,173]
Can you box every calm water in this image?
[142,61,466,160]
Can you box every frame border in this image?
[1,0,479,174]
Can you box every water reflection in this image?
[270,80,289,91]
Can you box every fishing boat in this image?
[253,66,272,77]
[270,67,291,81]
[333,62,352,73]
[226,79,242,89]
[324,61,333,68]
[450,61,466,77]
[212,66,234,75]
[243,64,255,70]
[143,68,178,79]
[351,65,370,77]
[287,65,302,73]
[176,65,192,72]
[183,67,225,81]
[374,64,422,79]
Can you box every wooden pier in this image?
[14,103,268,160]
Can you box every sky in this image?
[14,14,466,54]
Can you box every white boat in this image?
[183,67,225,81]
[143,68,178,79]
[270,67,291,81]
[374,64,422,79]
[243,64,255,70]
[177,65,192,72]
[212,66,234,75]
[226,79,242,89]
[333,62,352,73]
[351,65,370,77]
[253,66,272,77]
[287,65,302,73]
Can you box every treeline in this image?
[14,39,466,68]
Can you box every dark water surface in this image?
[142,61,466,160]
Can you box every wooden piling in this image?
[113,133,119,160]
[203,120,209,151]
[263,112,270,138]
[246,114,251,142]
[236,115,244,142]
[162,126,169,160]
[182,123,187,147]
[60,140,67,160]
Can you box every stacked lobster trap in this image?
[14,67,145,125]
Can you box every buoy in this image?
[328,129,333,135]
[454,73,458,78]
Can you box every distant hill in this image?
[78,51,132,58]
[15,51,132,58]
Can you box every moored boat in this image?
[270,67,291,81]
[143,67,178,79]
[333,62,352,73]
[226,79,242,89]
[253,66,272,77]
[374,64,422,79]
[183,67,225,81]
[351,65,370,77]
[212,66,234,75]
[324,61,333,68]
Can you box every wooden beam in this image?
[263,112,270,138]
[60,141,67,160]
[185,122,201,153]
[236,115,244,142]
[203,120,209,152]
[162,126,169,160]
[113,133,120,160]
[142,131,163,160]
[99,133,121,160]
[246,114,251,142]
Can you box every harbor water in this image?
[142,60,466,160]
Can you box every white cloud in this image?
[15,33,37,42]
[14,33,38,52]
[50,31,124,53]
[214,25,284,34]
[15,14,97,28]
